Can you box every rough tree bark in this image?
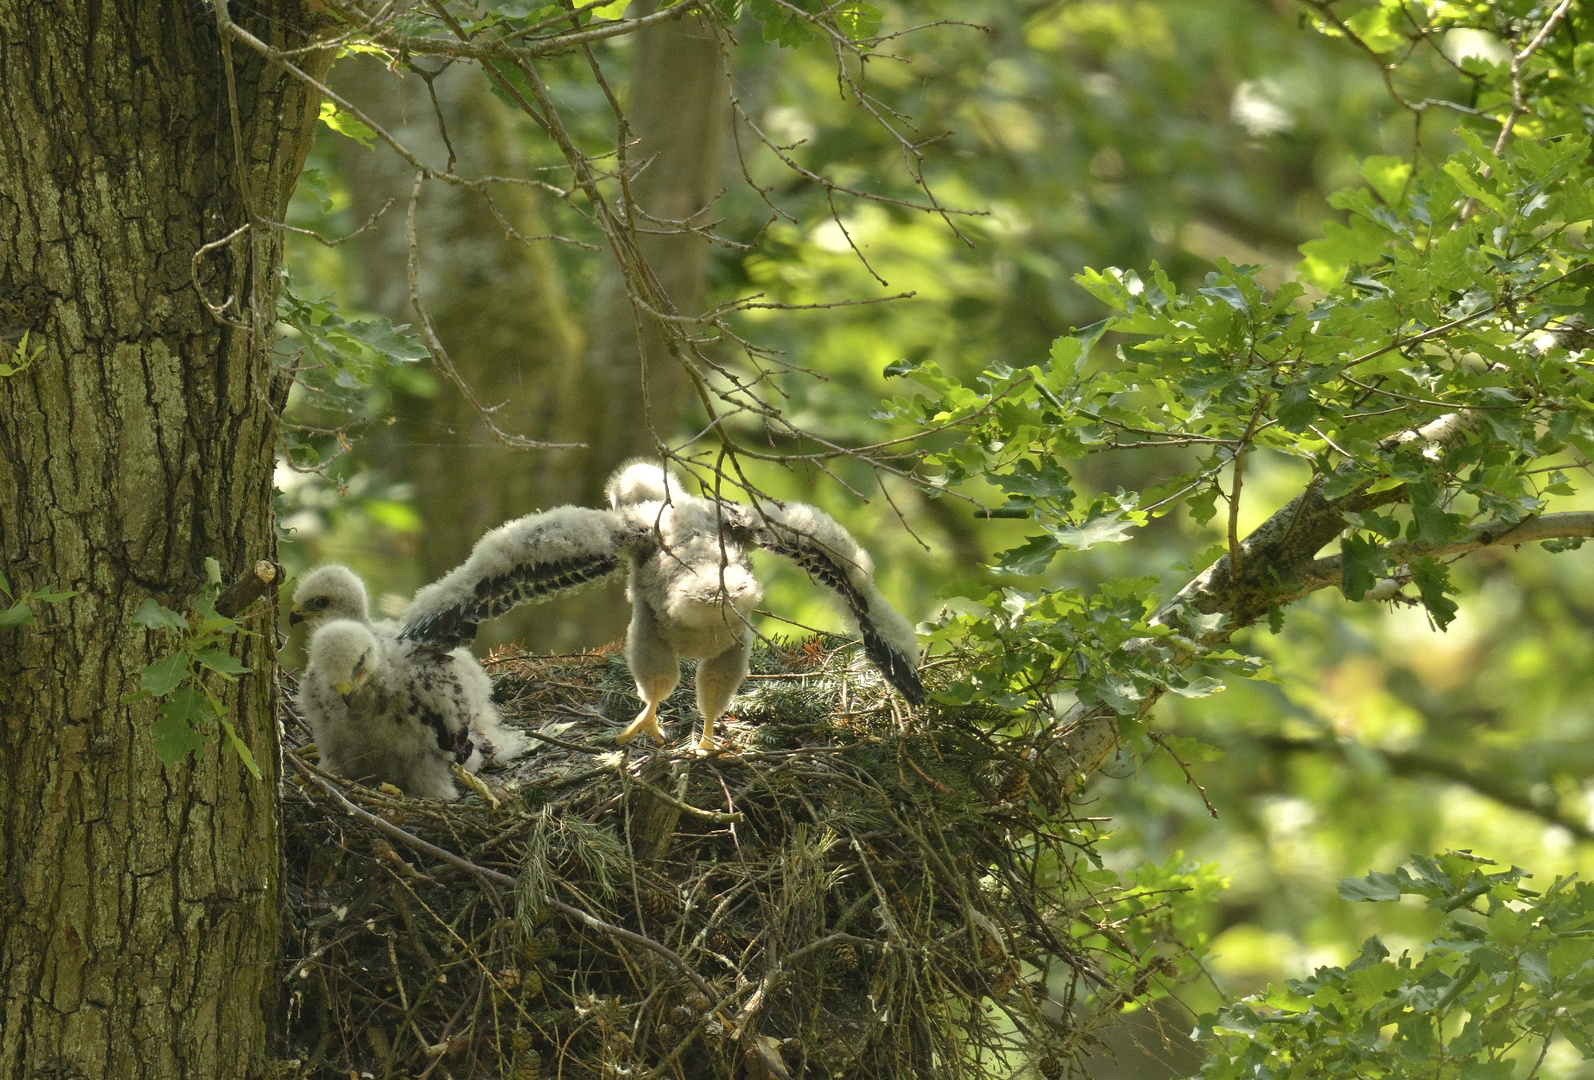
[0,3,324,1076]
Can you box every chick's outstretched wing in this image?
[731,502,925,705]
[401,506,653,647]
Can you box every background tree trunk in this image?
[0,3,323,1076]
[332,60,586,650]
[548,6,733,649]
[331,15,730,651]
[565,5,732,505]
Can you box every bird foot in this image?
[694,728,728,756]
[616,705,668,746]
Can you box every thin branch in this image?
[1148,731,1218,820]
[402,171,585,451]
[1344,263,1594,370]
[1227,396,1267,579]
[260,197,395,247]
[1253,734,1594,843]
[379,0,701,62]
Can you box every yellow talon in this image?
[616,703,667,746]
[452,764,502,809]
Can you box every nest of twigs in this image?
[275,635,1171,1080]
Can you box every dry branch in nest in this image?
[276,637,1184,1079]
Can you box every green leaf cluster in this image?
[926,574,1259,723]
[0,567,76,629]
[1197,853,1594,1079]
[317,100,377,150]
[0,329,41,377]
[885,118,1594,698]
[274,279,429,472]
[277,280,429,389]
[1072,856,1229,1007]
[123,558,260,778]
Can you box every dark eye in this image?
[353,656,366,677]
[313,597,331,609]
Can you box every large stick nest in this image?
[275,635,1177,1079]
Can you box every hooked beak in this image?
[289,608,307,626]
[336,669,367,703]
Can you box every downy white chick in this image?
[300,620,467,800]
[400,462,925,752]
[299,619,530,800]
[608,463,763,751]
[289,564,398,638]
[292,566,526,796]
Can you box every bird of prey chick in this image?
[291,565,525,799]
[401,462,925,752]
[290,564,396,635]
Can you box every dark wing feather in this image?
[736,509,925,705]
[401,553,627,647]
[402,511,655,648]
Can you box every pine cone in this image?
[997,765,1030,802]
[990,964,1018,996]
[524,925,559,964]
[833,942,859,972]
[514,1049,542,1080]
[1036,1053,1064,1080]
[638,889,674,920]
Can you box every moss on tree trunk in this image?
[0,2,324,1074]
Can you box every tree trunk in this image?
[533,5,733,651]
[0,3,324,1076]
[332,15,730,651]
[331,60,587,649]
[567,5,732,508]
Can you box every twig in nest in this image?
[284,750,721,1006]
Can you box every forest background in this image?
[1,0,1586,1075]
[268,3,1594,1074]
